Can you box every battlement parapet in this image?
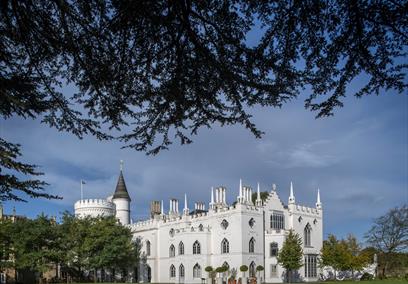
[74,199,116,218]
[190,212,208,219]
[293,204,320,216]
[74,199,116,209]
[131,219,156,229]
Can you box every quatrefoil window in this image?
[221,219,229,229]
[249,218,255,228]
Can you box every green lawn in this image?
[53,281,407,284]
[318,280,406,284]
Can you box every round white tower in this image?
[112,161,131,225]
[74,199,116,218]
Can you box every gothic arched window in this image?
[270,211,285,230]
[169,228,175,237]
[193,240,201,254]
[221,238,229,254]
[179,264,185,278]
[270,242,278,257]
[169,244,175,257]
[249,261,256,278]
[146,240,151,256]
[249,218,255,228]
[179,241,185,255]
[222,262,229,270]
[249,237,255,253]
[198,224,204,231]
[193,263,202,278]
[170,265,176,278]
[304,223,312,247]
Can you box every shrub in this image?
[205,266,214,272]
[216,267,224,273]
[360,272,373,281]
[240,265,248,272]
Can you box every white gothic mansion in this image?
[74,165,323,283]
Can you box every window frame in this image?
[221,238,230,254]
[193,240,201,254]
[179,241,185,255]
[249,237,255,253]
[270,242,278,257]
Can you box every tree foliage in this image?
[1,0,407,200]
[251,191,269,205]
[320,234,370,278]
[320,234,347,272]
[0,138,57,202]
[0,218,13,272]
[277,230,303,282]
[343,234,370,276]
[9,215,59,282]
[365,205,408,254]
[0,213,140,282]
[364,206,408,277]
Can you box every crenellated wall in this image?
[74,199,116,218]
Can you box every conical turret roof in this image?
[113,171,131,201]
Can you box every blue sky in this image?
[1,87,407,243]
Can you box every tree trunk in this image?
[94,269,97,283]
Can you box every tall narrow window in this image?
[270,242,278,257]
[249,237,255,253]
[146,240,151,256]
[169,244,175,257]
[304,223,312,247]
[170,265,176,278]
[179,264,185,278]
[249,261,256,278]
[179,241,184,255]
[193,240,201,254]
[270,265,278,278]
[221,238,229,254]
[270,211,285,230]
[193,263,202,278]
[304,255,317,278]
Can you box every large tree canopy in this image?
[1,0,407,201]
[365,205,408,254]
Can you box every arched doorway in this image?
[249,262,256,278]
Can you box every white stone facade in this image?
[74,169,323,284]
[74,198,116,218]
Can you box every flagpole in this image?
[80,179,83,200]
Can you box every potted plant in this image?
[216,267,225,284]
[240,265,248,284]
[256,265,264,283]
[229,268,237,284]
[205,266,214,284]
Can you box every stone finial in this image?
[316,188,322,209]
[210,187,214,209]
[272,183,277,191]
[289,181,295,204]
[256,182,263,206]
[183,193,189,215]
